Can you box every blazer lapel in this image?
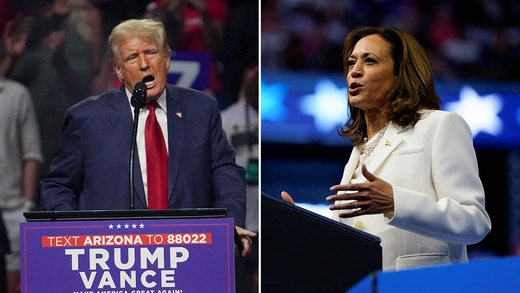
[340,146,361,185]
[365,122,403,176]
[166,86,185,201]
[109,87,147,208]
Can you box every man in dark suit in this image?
[40,18,255,256]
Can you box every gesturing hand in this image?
[326,164,394,218]
[2,20,29,58]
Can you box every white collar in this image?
[125,87,167,113]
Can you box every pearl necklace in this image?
[361,123,389,156]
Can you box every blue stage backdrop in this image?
[261,70,520,149]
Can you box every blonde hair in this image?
[108,19,171,65]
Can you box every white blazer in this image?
[332,110,492,271]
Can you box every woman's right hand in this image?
[281,191,295,205]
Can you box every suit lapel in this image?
[109,87,147,208]
[365,122,403,175]
[340,146,361,185]
[166,86,185,201]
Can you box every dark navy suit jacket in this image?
[40,84,247,227]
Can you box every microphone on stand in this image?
[129,81,147,210]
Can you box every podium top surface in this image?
[24,208,228,222]
[262,192,380,244]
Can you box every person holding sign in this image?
[40,18,255,257]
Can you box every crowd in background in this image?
[262,0,520,82]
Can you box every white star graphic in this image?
[108,224,114,229]
[445,86,503,137]
[124,224,129,229]
[116,224,122,229]
[299,79,348,133]
[260,80,287,122]
[139,223,145,228]
[132,223,137,229]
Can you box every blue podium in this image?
[347,255,520,293]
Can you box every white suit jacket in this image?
[332,110,491,271]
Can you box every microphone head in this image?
[131,81,147,109]
[134,81,147,93]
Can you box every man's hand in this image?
[235,226,257,257]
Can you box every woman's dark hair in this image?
[339,27,441,146]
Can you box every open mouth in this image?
[142,75,155,88]
[349,82,362,95]
[349,82,361,89]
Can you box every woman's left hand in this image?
[327,163,394,218]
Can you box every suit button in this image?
[354,221,364,230]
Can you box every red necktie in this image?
[145,101,168,209]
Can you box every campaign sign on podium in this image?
[20,216,235,293]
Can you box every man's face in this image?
[113,34,171,101]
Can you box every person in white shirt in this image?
[0,77,42,293]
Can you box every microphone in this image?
[131,81,147,110]
[129,81,147,209]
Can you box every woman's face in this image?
[346,34,398,115]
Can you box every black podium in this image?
[261,193,382,293]
[23,208,228,222]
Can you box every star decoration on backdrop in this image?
[260,81,287,122]
[299,79,348,133]
[445,85,503,137]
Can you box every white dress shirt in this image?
[125,87,168,204]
